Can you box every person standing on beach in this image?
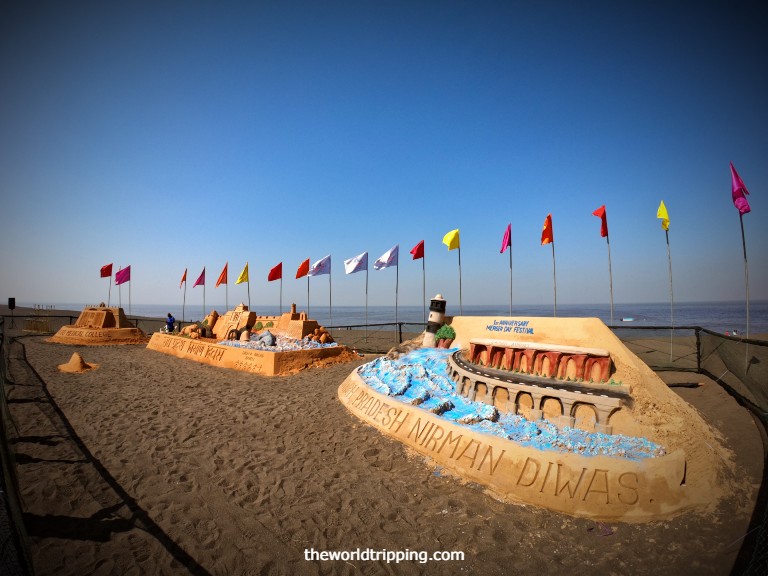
[166,313,175,333]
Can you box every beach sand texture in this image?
[2,332,764,575]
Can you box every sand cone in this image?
[58,352,98,373]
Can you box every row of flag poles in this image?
[99,163,754,347]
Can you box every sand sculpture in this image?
[49,305,145,345]
[339,298,738,522]
[57,352,98,373]
[148,303,351,376]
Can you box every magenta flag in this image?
[115,266,131,285]
[730,162,751,215]
[193,267,205,287]
[500,223,511,253]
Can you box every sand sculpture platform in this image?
[147,304,349,376]
[339,315,733,522]
[49,306,145,345]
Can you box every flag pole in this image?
[108,275,112,307]
[365,266,369,342]
[665,229,674,362]
[118,267,122,309]
[421,253,426,325]
[307,276,310,317]
[739,213,750,367]
[203,282,206,321]
[183,281,187,323]
[247,277,251,309]
[395,260,399,329]
[508,243,513,316]
[457,245,463,315]
[606,234,614,325]
[279,277,282,314]
[551,242,557,317]
[226,280,229,312]
[128,276,131,317]
[329,270,333,327]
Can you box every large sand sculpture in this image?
[339,313,739,522]
[49,305,145,345]
[148,303,353,376]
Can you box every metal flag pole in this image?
[128,275,131,317]
[739,212,750,368]
[225,280,228,312]
[203,282,206,321]
[329,270,333,327]
[247,277,251,309]
[508,241,513,316]
[279,277,282,314]
[118,267,122,309]
[108,275,112,307]
[306,276,310,317]
[421,252,426,325]
[182,281,187,323]
[606,233,614,326]
[365,265,369,342]
[665,229,674,362]
[551,242,557,317]
[457,245,463,315]
[395,259,399,328]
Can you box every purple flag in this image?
[115,266,131,285]
[730,162,751,215]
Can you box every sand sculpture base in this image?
[147,333,348,376]
[340,315,730,522]
[49,306,145,345]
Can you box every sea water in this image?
[40,300,768,335]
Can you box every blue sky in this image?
[1,0,766,312]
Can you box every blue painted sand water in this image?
[358,348,664,460]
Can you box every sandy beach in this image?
[0,315,765,575]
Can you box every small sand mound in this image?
[58,352,98,373]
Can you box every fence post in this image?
[695,327,701,373]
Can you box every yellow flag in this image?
[442,228,460,251]
[656,201,670,231]
[236,262,249,284]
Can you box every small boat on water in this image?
[621,317,635,322]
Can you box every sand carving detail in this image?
[339,315,733,521]
[150,303,349,376]
[49,306,145,345]
[57,352,98,373]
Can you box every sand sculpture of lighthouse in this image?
[423,294,447,348]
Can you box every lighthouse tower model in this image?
[423,294,447,348]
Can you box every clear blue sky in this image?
[1,0,766,311]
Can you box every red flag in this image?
[592,205,608,237]
[268,262,283,282]
[295,259,310,279]
[541,214,554,245]
[180,268,187,289]
[730,162,751,215]
[193,267,205,287]
[410,240,424,260]
[500,224,511,253]
[100,263,113,278]
[115,266,131,285]
[216,262,228,287]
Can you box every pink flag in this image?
[193,267,205,287]
[500,223,511,253]
[115,266,131,285]
[730,162,751,215]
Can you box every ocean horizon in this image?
[20,300,768,335]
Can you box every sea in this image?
[38,300,768,336]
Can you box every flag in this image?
[296,259,310,279]
[216,263,228,287]
[500,224,511,253]
[236,263,248,284]
[193,267,205,287]
[374,245,399,270]
[541,214,554,245]
[309,255,331,276]
[730,162,751,215]
[100,263,113,278]
[410,240,424,260]
[115,266,131,285]
[592,205,608,237]
[269,262,283,282]
[344,252,368,274]
[442,229,460,251]
[180,268,187,289]
[657,201,670,231]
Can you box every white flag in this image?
[344,252,368,274]
[309,254,331,276]
[374,245,399,270]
